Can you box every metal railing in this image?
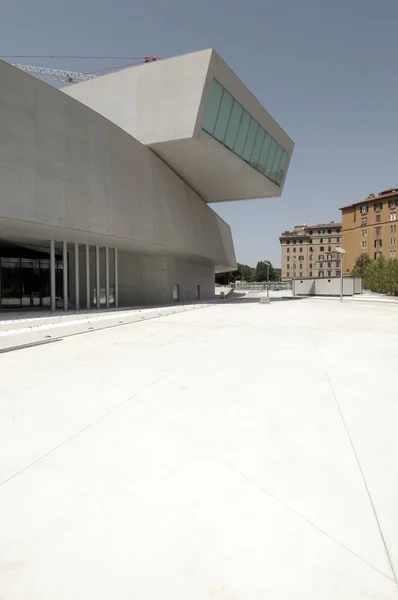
[231,281,292,291]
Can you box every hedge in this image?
[352,254,398,295]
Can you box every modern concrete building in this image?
[280,222,342,281]
[0,49,294,310]
[340,188,398,273]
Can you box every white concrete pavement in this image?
[0,303,213,352]
[1,296,398,599]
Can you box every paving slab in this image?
[0,297,398,599]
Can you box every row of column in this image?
[49,241,119,313]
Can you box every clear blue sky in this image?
[2,0,397,267]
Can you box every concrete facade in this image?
[117,254,213,306]
[0,50,293,309]
[65,49,294,203]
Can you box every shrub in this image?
[352,254,398,295]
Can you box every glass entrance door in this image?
[21,258,41,307]
[0,255,64,309]
[1,258,22,308]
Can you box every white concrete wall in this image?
[64,49,294,203]
[0,61,236,273]
[65,50,211,145]
[64,48,293,155]
[118,253,214,306]
[62,247,214,308]
[354,277,363,294]
[295,277,356,296]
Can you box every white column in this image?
[50,240,56,313]
[74,242,79,311]
[96,245,100,309]
[63,241,68,312]
[114,248,119,309]
[105,247,110,309]
[85,244,90,310]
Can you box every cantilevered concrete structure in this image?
[0,50,293,309]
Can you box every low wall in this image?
[354,277,362,294]
[294,277,362,297]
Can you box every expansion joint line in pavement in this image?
[0,367,177,490]
[131,395,397,586]
[312,333,397,584]
[0,324,216,490]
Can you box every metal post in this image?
[114,248,119,309]
[50,240,56,313]
[96,245,100,309]
[293,263,296,299]
[85,244,90,310]
[74,242,79,311]
[266,263,270,300]
[340,256,343,303]
[63,241,68,312]
[105,247,110,309]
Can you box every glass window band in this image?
[202,79,289,186]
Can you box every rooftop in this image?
[0,294,397,598]
[304,221,342,230]
[340,188,398,210]
[280,222,342,238]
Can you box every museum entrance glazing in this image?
[0,243,63,309]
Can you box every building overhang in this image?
[64,49,294,203]
[0,58,237,275]
[149,132,283,203]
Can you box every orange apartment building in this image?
[280,222,342,281]
[340,188,398,273]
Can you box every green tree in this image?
[352,253,371,278]
[253,260,277,282]
[387,259,398,295]
[215,263,255,285]
[215,261,280,285]
[351,254,398,296]
[237,263,255,282]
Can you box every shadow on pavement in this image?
[219,294,306,305]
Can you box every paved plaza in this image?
[1,295,398,599]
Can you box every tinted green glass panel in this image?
[242,119,259,162]
[201,79,289,186]
[224,101,242,150]
[250,128,265,169]
[258,133,272,173]
[276,151,289,184]
[213,90,234,142]
[202,80,223,135]
[233,110,251,156]
[270,145,283,182]
[264,139,277,175]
